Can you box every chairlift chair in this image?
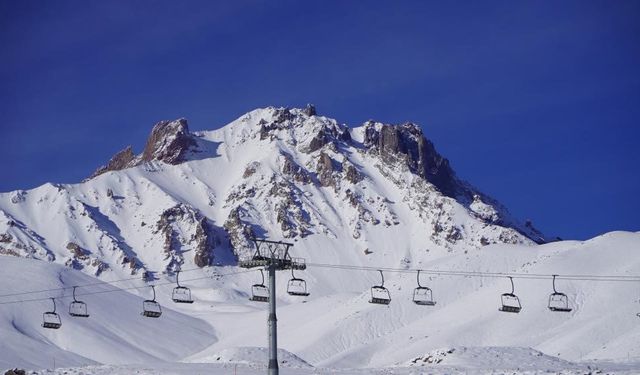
[250,269,269,303]
[142,285,162,318]
[172,270,194,304]
[499,277,522,313]
[413,270,436,306]
[69,286,89,317]
[548,275,572,312]
[287,268,310,297]
[42,298,62,329]
[369,270,391,305]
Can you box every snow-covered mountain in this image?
[1,106,638,373]
[0,105,543,279]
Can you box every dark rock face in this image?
[281,153,311,184]
[303,103,316,116]
[307,129,329,153]
[89,146,136,179]
[194,218,214,267]
[66,242,89,260]
[363,122,459,198]
[273,108,295,124]
[89,118,197,179]
[342,160,363,184]
[141,119,196,164]
[316,152,337,188]
[155,204,215,269]
[304,125,351,154]
[223,206,256,257]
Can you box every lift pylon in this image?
[239,238,306,375]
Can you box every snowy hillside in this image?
[0,106,638,373]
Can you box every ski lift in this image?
[172,270,194,304]
[142,285,162,318]
[548,275,572,312]
[287,268,310,297]
[369,270,391,305]
[69,286,89,318]
[42,298,62,329]
[413,270,436,306]
[499,276,522,313]
[249,269,269,303]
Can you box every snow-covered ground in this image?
[2,231,640,374]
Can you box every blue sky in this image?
[1,0,638,240]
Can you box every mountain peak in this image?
[141,118,195,164]
[82,106,544,244]
[89,118,197,179]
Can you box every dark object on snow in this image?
[172,270,194,304]
[548,275,572,312]
[42,298,62,329]
[142,285,162,318]
[69,286,90,317]
[369,270,391,305]
[413,270,436,306]
[250,269,269,303]
[287,268,310,297]
[499,276,522,313]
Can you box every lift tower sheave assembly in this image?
[239,238,306,375]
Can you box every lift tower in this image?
[239,238,306,375]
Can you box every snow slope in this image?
[0,257,215,370]
[2,232,639,373]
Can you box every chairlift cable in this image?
[0,264,209,299]
[305,262,640,282]
[0,269,255,306]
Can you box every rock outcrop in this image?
[89,146,136,178]
[141,119,196,164]
[363,122,459,198]
[89,119,197,179]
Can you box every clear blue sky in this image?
[1,1,638,240]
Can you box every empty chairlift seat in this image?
[499,277,522,313]
[142,285,162,318]
[172,270,194,304]
[369,270,391,305]
[42,298,62,329]
[548,275,572,312]
[413,270,436,306]
[250,269,269,303]
[69,286,89,318]
[287,268,310,297]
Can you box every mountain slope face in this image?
[0,106,543,278]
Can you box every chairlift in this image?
[69,286,89,317]
[249,269,269,303]
[369,270,391,305]
[499,276,522,313]
[42,298,62,329]
[172,270,194,304]
[287,268,310,297]
[548,275,572,312]
[413,270,436,306]
[142,285,162,318]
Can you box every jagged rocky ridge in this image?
[89,118,197,179]
[0,105,543,280]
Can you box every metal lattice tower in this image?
[239,238,306,375]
